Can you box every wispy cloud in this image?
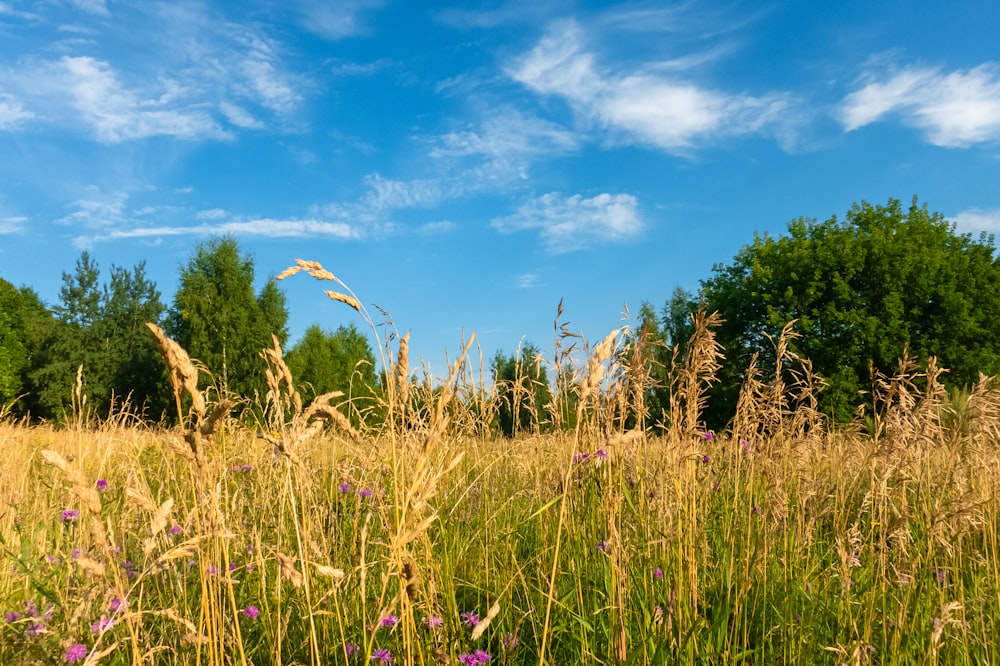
[0,92,32,128]
[517,272,538,288]
[840,64,1000,147]
[67,0,109,17]
[508,20,793,153]
[48,56,229,142]
[219,101,264,129]
[952,207,1000,236]
[0,216,27,234]
[95,218,361,243]
[432,107,580,160]
[292,0,385,40]
[492,192,642,252]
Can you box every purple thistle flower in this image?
[5,611,20,623]
[422,615,443,629]
[753,506,763,516]
[740,440,751,453]
[25,621,44,637]
[169,524,182,536]
[597,540,609,553]
[344,643,360,657]
[61,510,79,523]
[90,617,115,633]
[381,614,398,628]
[241,464,252,472]
[702,454,710,464]
[458,650,493,665]
[206,565,219,575]
[572,452,590,464]
[65,643,88,663]
[242,606,259,620]
[653,567,664,580]
[95,479,107,492]
[594,448,609,461]
[502,633,519,649]
[370,648,394,663]
[339,482,351,494]
[358,488,374,499]
[109,598,126,614]
[461,611,480,627]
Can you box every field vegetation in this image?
[3,255,1000,665]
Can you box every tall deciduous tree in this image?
[168,237,288,400]
[0,278,53,412]
[700,197,1000,423]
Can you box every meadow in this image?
[2,261,999,665]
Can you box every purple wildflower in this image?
[381,614,399,628]
[702,454,710,464]
[242,606,259,620]
[169,524,182,536]
[5,611,20,623]
[594,448,609,461]
[25,621,44,637]
[370,648,394,663]
[502,633,519,649]
[422,615,443,629]
[339,482,351,494]
[653,567,664,580]
[597,540,609,553]
[458,650,492,665]
[90,617,115,633]
[241,464,252,472]
[753,506,763,516]
[461,611,480,628]
[61,510,79,523]
[740,440,751,453]
[65,643,88,663]
[232,465,243,472]
[206,565,219,575]
[573,452,590,464]
[109,598,126,614]
[344,643,360,657]
[358,488,374,499]
[96,479,108,492]
[702,431,714,440]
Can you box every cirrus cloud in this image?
[492,191,642,253]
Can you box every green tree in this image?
[492,342,553,437]
[700,197,1000,424]
[286,323,378,413]
[28,254,170,421]
[98,263,171,419]
[168,237,288,400]
[0,278,53,413]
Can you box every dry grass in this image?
[2,263,999,665]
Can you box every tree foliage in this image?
[699,197,1000,423]
[286,323,377,419]
[492,342,553,437]
[168,237,288,401]
[0,278,52,412]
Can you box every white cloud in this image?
[517,272,538,289]
[219,101,264,129]
[0,93,32,129]
[840,64,1000,147]
[432,107,580,160]
[57,191,129,228]
[0,216,27,234]
[196,208,228,220]
[508,21,792,153]
[52,56,229,142]
[492,192,642,252]
[292,0,385,40]
[67,0,108,16]
[87,218,361,244]
[951,208,1000,236]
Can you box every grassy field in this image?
[2,268,1000,665]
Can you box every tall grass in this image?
[2,261,999,665]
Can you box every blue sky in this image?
[2,0,1000,375]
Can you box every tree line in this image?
[0,237,376,423]
[3,197,999,431]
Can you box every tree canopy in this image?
[168,237,288,401]
[698,197,1000,423]
[492,342,553,437]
